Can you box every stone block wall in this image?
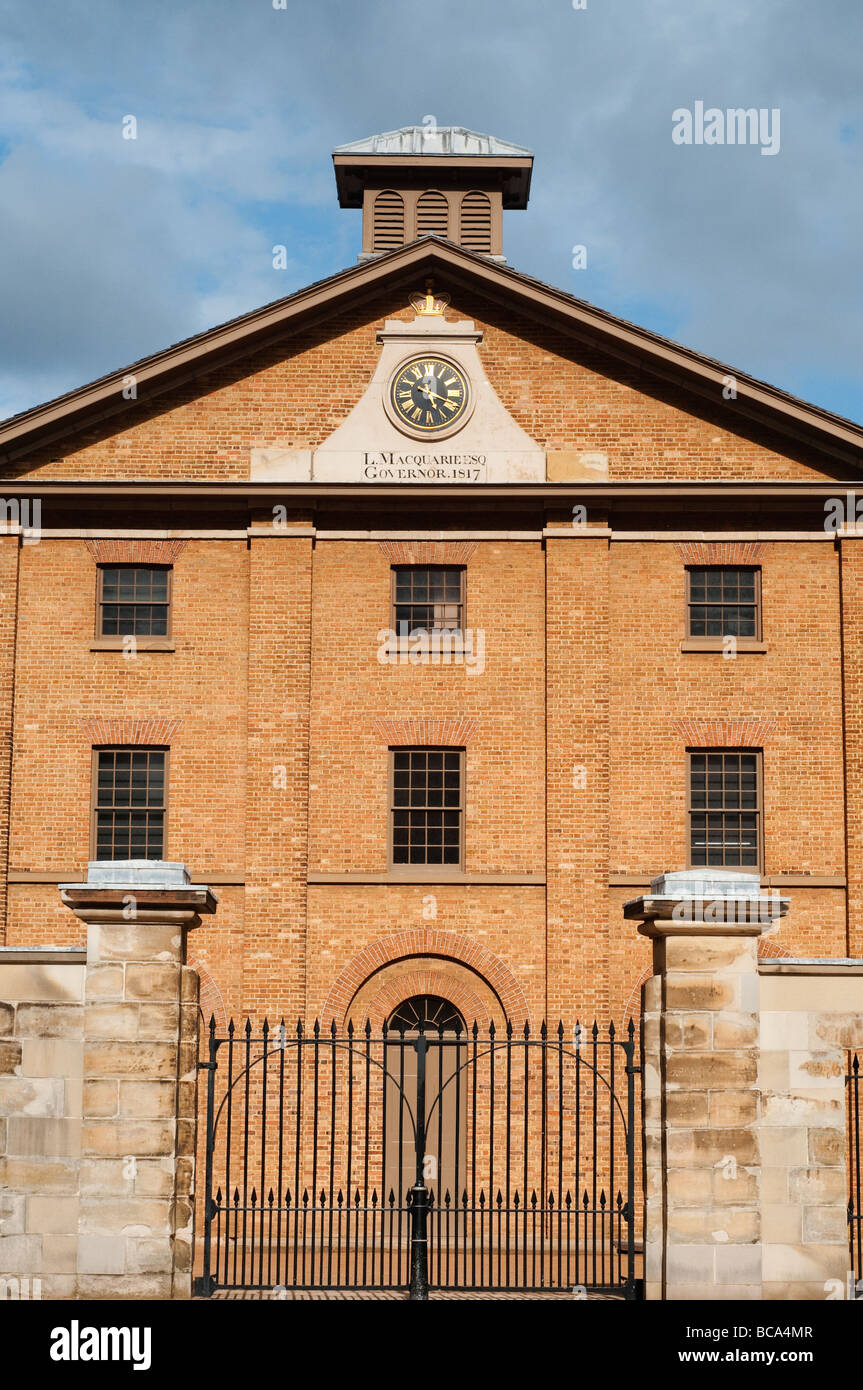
[759,965,863,1298]
[0,950,85,1297]
[0,942,200,1299]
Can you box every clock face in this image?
[390,357,469,435]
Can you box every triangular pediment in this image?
[2,237,861,481]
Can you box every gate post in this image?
[626,869,785,1301]
[60,861,217,1299]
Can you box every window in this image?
[98,566,171,637]
[390,748,463,868]
[688,750,761,869]
[92,748,167,860]
[392,566,464,638]
[687,567,760,639]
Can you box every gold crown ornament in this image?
[410,281,451,317]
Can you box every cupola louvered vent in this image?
[336,127,532,263]
[416,190,449,239]
[459,191,492,253]
[372,190,405,251]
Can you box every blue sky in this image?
[1,0,861,423]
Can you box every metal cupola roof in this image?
[332,125,533,158]
[332,125,534,208]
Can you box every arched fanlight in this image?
[387,993,465,1033]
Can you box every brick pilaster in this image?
[545,526,610,1022]
[244,522,313,1022]
[840,538,863,956]
[0,536,18,944]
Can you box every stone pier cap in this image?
[623,867,788,935]
[59,859,218,923]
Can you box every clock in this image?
[388,356,470,436]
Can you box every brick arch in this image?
[674,542,764,565]
[757,935,794,960]
[372,718,478,746]
[85,539,188,564]
[353,969,489,1031]
[79,716,182,745]
[188,955,227,1033]
[321,930,531,1029]
[673,718,777,747]
[377,541,477,565]
[622,965,653,1026]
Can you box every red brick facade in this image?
[0,247,860,1031]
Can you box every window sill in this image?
[680,639,767,653]
[90,637,175,651]
[609,873,845,888]
[380,637,465,653]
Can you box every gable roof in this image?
[1,235,861,469]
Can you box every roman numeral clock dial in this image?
[389,357,470,436]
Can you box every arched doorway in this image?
[385,994,467,1205]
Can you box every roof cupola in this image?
[332,125,533,264]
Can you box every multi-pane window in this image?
[392,567,464,638]
[688,751,761,869]
[687,567,760,639]
[93,748,166,860]
[390,748,463,868]
[98,566,171,637]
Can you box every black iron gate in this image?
[195,1017,642,1298]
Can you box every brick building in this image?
[1,123,861,1043]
